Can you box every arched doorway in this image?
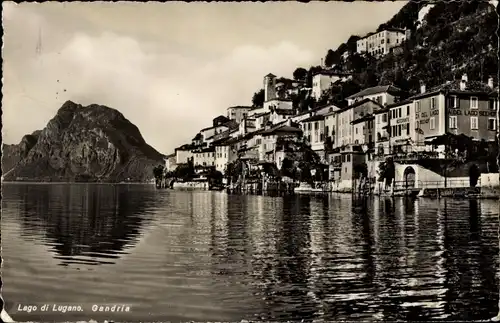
[469,164,480,187]
[404,166,416,189]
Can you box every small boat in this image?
[294,183,313,193]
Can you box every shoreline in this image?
[1,181,154,185]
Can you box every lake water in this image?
[2,183,499,322]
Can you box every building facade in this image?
[227,106,252,124]
[356,28,407,57]
[311,70,350,99]
[347,85,402,106]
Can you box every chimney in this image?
[420,81,426,94]
[320,58,324,68]
[488,76,494,89]
[460,73,468,91]
[286,119,292,127]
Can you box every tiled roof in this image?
[351,114,375,125]
[313,69,351,77]
[254,112,271,118]
[227,105,252,109]
[301,114,326,123]
[373,107,390,115]
[265,98,292,102]
[199,123,228,132]
[410,80,494,100]
[386,98,413,109]
[337,98,383,113]
[194,146,215,153]
[273,108,295,115]
[262,124,302,136]
[347,85,402,100]
[265,73,276,78]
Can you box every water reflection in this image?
[1,185,499,322]
[2,184,158,266]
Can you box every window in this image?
[406,123,410,135]
[315,122,319,130]
[488,118,497,130]
[355,127,358,134]
[449,95,459,108]
[416,101,421,113]
[243,113,247,118]
[347,154,351,162]
[320,133,324,141]
[382,113,387,123]
[431,97,436,109]
[398,108,402,118]
[489,98,497,110]
[470,116,478,130]
[449,116,457,129]
[406,106,410,116]
[308,123,311,131]
[470,97,478,109]
[430,117,436,130]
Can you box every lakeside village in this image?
[154,28,500,198]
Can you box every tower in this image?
[263,73,277,102]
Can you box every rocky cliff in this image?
[2,101,165,182]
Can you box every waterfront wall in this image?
[480,173,499,187]
[172,181,209,189]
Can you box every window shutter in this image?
[489,98,495,110]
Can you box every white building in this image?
[311,70,351,99]
[417,4,435,28]
[200,124,229,142]
[214,138,238,173]
[175,147,193,164]
[164,153,177,172]
[356,28,408,57]
[387,99,415,154]
[269,108,295,125]
[193,147,215,167]
[227,106,252,124]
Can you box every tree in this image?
[306,66,323,88]
[252,89,265,108]
[174,158,195,181]
[153,165,164,181]
[377,157,395,188]
[293,67,308,81]
[324,49,341,68]
[207,169,224,187]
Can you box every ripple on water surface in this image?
[1,185,499,321]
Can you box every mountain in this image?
[2,100,165,182]
[287,0,497,110]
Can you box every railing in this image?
[393,178,480,189]
[373,151,440,161]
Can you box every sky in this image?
[2,1,406,154]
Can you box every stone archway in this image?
[404,166,416,189]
